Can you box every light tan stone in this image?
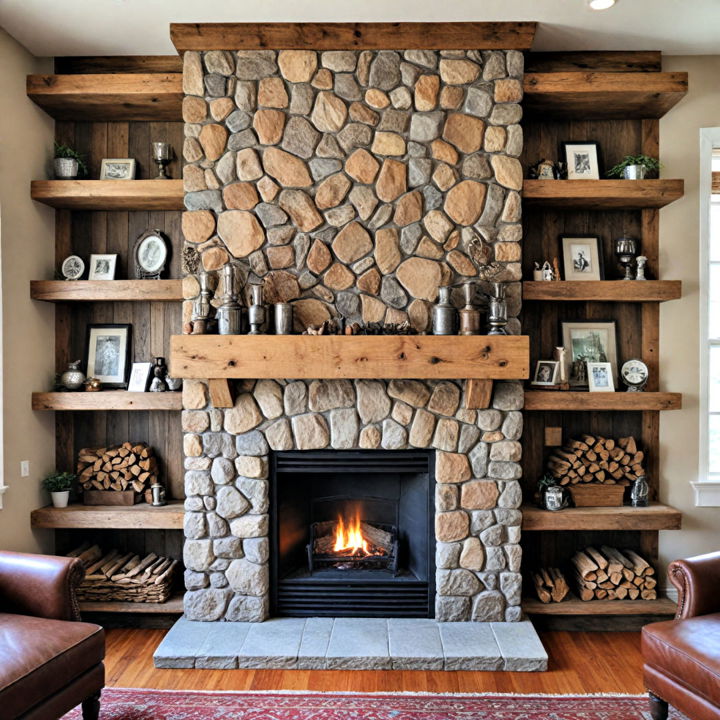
[431,139,458,165]
[278,50,317,82]
[384,308,408,325]
[432,163,457,192]
[349,102,379,126]
[311,68,333,89]
[252,109,286,145]
[491,155,523,191]
[278,190,323,231]
[409,408,436,447]
[374,227,401,274]
[307,238,332,274]
[371,131,406,156]
[292,413,330,450]
[408,299,430,332]
[258,77,289,108]
[396,257,442,301]
[201,246,229,271]
[324,262,354,290]
[183,137,203,163]
[365,88,390,109]
[484,125,507,153]
[502,191,521,222]
[235,455,267,479]
[461,480,499,510]
[183,51,204,96]
[392,401,413,426]
[293,298,332,331]
[434,418,459,451]
[223,182,259,210]
[387,379,430,408]
[311,91,347,132]
[361,294,386,323]
[183,96,207,123]
[359,425,382,448]
[345,148,380,184]
[204,169,220,190]
[459,537,485,571]
[262,147,312,187]
[182,410,209,433]
[393,191,423,227]
[440,85,464,109]
[414,74,440,111]
[236,148,263,181]
[357,267,381,295]
[267,245,294,269]
[182,380,208,410]
[428,382,461,416]
[482,430,504,443]
[439,59,480,85]
[443,113,485,154]
[263,270,301,303]
[315,173,351,210]
[494,78,523,103]
[444,180,487,226]
[182,275,200,300]
[436,451,472,484]
[423,209,453,243]
[183,165,207,192]
[494,242,522,262]
[416,237,443,259]
[224,394,263,434]
[198,124,228,162]
[332,221,372,263]
[182,210,216,244]
[257,176,280,202]
[308,380,355,412]
[217,210,265,258]
[447,250,477,276]
[209,97,235,121]
[444,230,460,252]
[184,434,202,457]
[375,159,407,202]
[435,511,469,543]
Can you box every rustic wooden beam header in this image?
[170,22,537,52]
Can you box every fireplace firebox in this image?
[271,450,435,618]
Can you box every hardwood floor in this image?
[104,629,645,694]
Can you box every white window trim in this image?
[694,127,720,506]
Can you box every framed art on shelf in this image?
[100,158,136,180]
[127,362,153,392]
[561,321,618,387]
[560,235,604,281]
[587,362,615,392]
[88,254,117,280]
[85,324,132,389]
[561,142,600,180]
[531,360,560,386]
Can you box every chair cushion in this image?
[642,613,720,708]
[0,613,104,717]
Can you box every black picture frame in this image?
[85,323,132,389]
[560,234,605,281]
[560,141,601,180]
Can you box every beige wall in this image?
[659,55,720,571]
[0,27,55,551]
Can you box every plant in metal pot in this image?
[42,471,76,508]
[53,142,88,179]
[607,155,662,180]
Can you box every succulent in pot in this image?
[53,142,88,180]
[607,155,662,180]
[42,471,76,508]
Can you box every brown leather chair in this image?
[642,551,720,720]
[0,551,105,719]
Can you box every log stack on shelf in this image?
[68,543,178,603]
[572,546,657,602]
[532,567,570,604]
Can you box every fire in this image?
[333,512,370,556]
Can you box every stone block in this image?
[230,513,269,538]
[491,622,548,671]
[388,619,444,670]
[184,589,231,622]
[297,617,334,669]
[238,618,306,668]
[330,408,360,449]
[226,558,269,596]
[439,622,502,670]
[435,596,470,622]
[325,618,391,670]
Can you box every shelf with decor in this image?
[522,280,681,303]
[31,391,182,412]
[521,503,682,532]
[524,391,682,412]
[31,500,184,530]
[30,280,183,303]
[30,180,184,210]
[523,595,676,616]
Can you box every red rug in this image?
[62,688,689,719]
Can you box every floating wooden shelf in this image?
[79,593,183,614]
[27,73,183,121]
[523,280,681,303]
[31,500,184,530]
[32,391,182,411]
[523,391,682,412]
[170,334,530,380]
[521,503,682,531]
[31,279,183,303]
[523,71,688,119]
[523,595,676,616]
[30,180,184,210]
[522,179,684,209]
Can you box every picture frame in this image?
[85,324,132,389]
[531,360,560,386]
[560,235,604,281]
[61,255,85,281]
[100,158,136,181]
[587,362,616,392]
[127,362,153,392]
[134,229,169,280]
[561,142,600,180]
[88,254,117,281]
[561,321,618,388]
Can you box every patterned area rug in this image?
[63,688,690,719]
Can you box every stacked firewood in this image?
[77,442,158,494]
[572,546,657,601]
[532,567,570,603]
[547,435,645,485]
[68,543,177,604]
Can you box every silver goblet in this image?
[152,142,173,179]
[615,237,638,280]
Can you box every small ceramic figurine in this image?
[636,255,648,280]
[542,261,555,281]
[149,357,168,392]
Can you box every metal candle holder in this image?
[487,282,508,335]
[216,264,244,335]
[191,271,214,335]
[152,142,173,179]
[615,237,638,280]
[458,281,481,335]
[432,286,456,335]
[248,282,266,334]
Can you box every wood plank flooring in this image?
[105,629,645,694]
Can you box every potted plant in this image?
[607,155,662,180]
[53,142,88,179]
[42,471,76,508]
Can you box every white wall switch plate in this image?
[20,461,30,478]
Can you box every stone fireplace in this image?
[180,45,526,624]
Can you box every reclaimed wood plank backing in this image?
[55,56,183,74]
[525,51,663,74]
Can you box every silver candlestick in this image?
[487,282,508,335]
[248,282,266,334]
[152,142,173,179]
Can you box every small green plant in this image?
[42,471,76,493]
[53,142,88,177]
[607,154,662,178]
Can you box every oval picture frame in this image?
[61,255,85,281]
[134,229,169,280]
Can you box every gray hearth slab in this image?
[491,621,549,671]
[153,617,547,671]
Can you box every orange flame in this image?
[333,511,369,556]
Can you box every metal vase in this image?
[487,283,508,335]
[54,158,79,179]
[623,165,647,180]
[274,303,293,334]
[432,286,457,335]
[248,283,266,334]
[216,264,243,335]
[458,281,481,335]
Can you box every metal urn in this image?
[151,142,173,179]
[274,303,293,335]
[487,282,508,335]
[248,282,266,335]
[60,360,85,391]
[191,271,215,335]
[615,237,638,280]
[432,286,457,335]
[630,475,650,507]
[216,264,244,335]
[458,281,481,336]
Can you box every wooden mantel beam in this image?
[170,22,537,53]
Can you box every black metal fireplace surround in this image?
[271,450,435,618]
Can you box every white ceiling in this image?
[1,0,719,58]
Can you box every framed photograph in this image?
[88,254,117,281]
[127,362,153,392]
[562,142,600,180]
[100,158,136,180]
[587,362,616,392]
[561,235,604,281]
[61,255,85,281]
[85,324,132,388]
[134,229,169,280]
[561,321,618,387]
[531,360,560,386]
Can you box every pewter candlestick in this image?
[458,281,481,335]
[152,142,172,179]
[487,282,508,335]
[248,282,266,334]
[615,237,638,280]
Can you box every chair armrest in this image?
[0,551,84,621]
[669,551,720,619]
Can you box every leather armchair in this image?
[0,551,105,719]
[642,551,720,720]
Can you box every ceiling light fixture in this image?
[588,0,616,9]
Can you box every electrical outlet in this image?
[20,461,30,478]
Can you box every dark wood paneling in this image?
[55,56,183,74]
[525,51,662,74]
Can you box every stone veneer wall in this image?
[180,47,525,622]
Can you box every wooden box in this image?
[569,483,626,507]
[83,489,141,506]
